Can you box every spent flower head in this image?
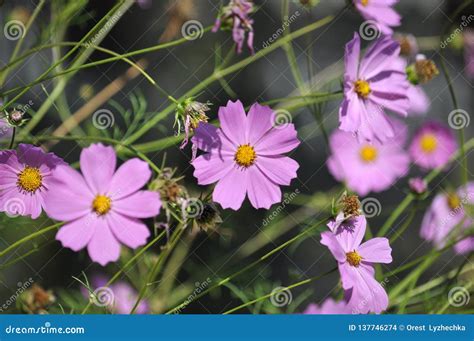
[406,54,439,85]
[175,97,211,149]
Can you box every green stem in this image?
[0,222,63,258]
[223,267,337,314]
[8,127,16,149]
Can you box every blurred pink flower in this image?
[191,100,300,210]
[353,0,401,35]
[303,298,350,314]
[321,216,392,314]
[44,143,161,266]
[213,0,254,54]
[327,119,409,196]
[408,177,427,194]
[420,183,474,255]
[0,144,64,219]
[464,29,474,79]
[408,121,457,170]
[339,33,410,142]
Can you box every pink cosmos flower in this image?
[339,33,410,142]
[327,119,409,196]
[420,183,474,255]
[82,275,149,314]
[44,144,161,266]
[408,177,427,194]
[303,298,350,314]
[406,84,430,115]
[0,144,64,219]
[408,121,457,170]
[213,0,254,54]
[353,0,401,35]
[191,100,300,210]
[321,215,393,314]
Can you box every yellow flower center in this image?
[234,144,257,167]
[420,133,437,153]
[92,195,112,215]
[359,145,378,162]
[361,0,369,6]
[354,80,371,98]
[17,166,43,193]
[447,193,461,210]
[346,250,363,267]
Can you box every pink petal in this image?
[112,190,161,219]
[191,122,235,154]
[256,156,298,186]
[80,143,116,193]
[246,103,274,144]
[254,124,300,156]
[348,264,389,314]
[107,211,150,249]
[358,237,392,264]
[320,231,346,263]
[43,165,93,221]
[56,214,96,251]
[246,166,281,209]
[339,95,362,132]
[192,153,234,185]
[87,219,121,266]
[344,33,360,81]
[212,166,248,210]
[218,100,247,145]
[109,158,152,199]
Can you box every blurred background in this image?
[0,0,473,314]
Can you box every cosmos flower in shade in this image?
[339,33,410,142]
[405,84,430,115]
[44,144,161,266]
[0,144,64,219]
[408,121,458,170]
[327,119,409,196]
[420,183,474,255]
[464,29,474,79]
[191,100,300,210]
[82,275,149,314]
[303,299,350,314]
[395,33,418,59]
[213,0,254,54]
[353,0,401,35]
[321,215,393,314]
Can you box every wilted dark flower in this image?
[213,0,255,54]
[21,284,56,314]
[194,202,223,233]
[407,54,439,85]
[174,97,211,149]
[395,33,418,58]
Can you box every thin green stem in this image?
[8,127,16,149]
[0,222,63,258]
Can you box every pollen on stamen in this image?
[234,144,257,168]
[354,80,371,99]
[346,250,362,267]
[17,166,43,193]
[92,195,112,215]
